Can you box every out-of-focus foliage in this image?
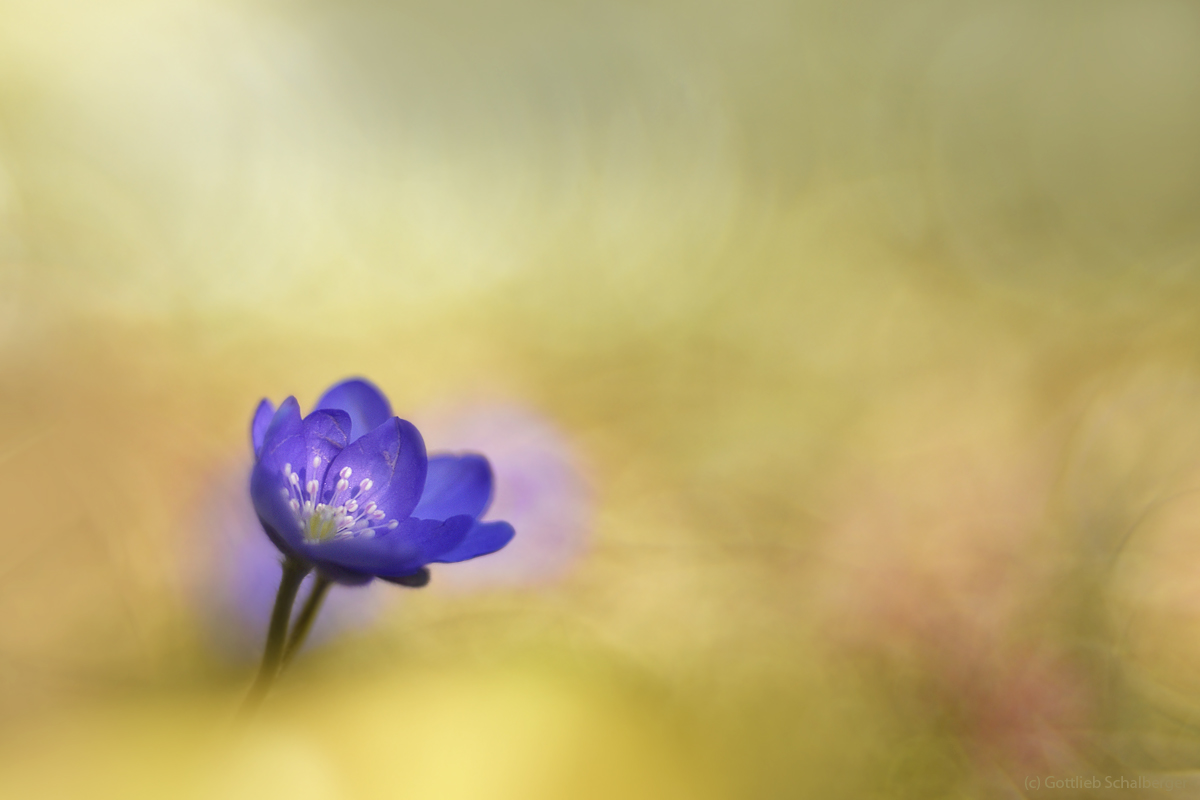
[2,1,1200,797]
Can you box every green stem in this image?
[281,575,333,671]
[240,559,308,717]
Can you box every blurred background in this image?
[2,0,1200,797]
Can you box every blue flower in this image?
[249,378,516,587]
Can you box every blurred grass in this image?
[3,0,1200,797]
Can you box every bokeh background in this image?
[3,1,1200,797]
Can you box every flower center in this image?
[280,458,400,543]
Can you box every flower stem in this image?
[281,575,333,671]
[240,558,308,717]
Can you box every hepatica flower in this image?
[251,378,515,586]
[197,401,586,668]
[241,378,515,712]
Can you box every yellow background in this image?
[2,1,1200,797]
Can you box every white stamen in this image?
[279,459,391,544]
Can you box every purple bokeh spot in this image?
[413,403,593,588]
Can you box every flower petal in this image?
[315,378,393,443]
[323,417,428,523]
[311,562,376,586]
[411,454,494,522]
[251,398,275,456]
[302,409,352,491]
[429,520,515,564]
[380,568,430,587]
[258,396,303,462]
[250,397,308,556]
[306,515,473,578]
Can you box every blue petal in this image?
[429,520,515,564]
[256,396,304,467]
[312,562,376,586]
[323,417,428,523]
[315,378,393,443]
[251,398,275,456]
[380,568,430,587]
[302,409,352,492]
[411,454,494,522]
[306,516,474,578]
[250,397,308,556]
